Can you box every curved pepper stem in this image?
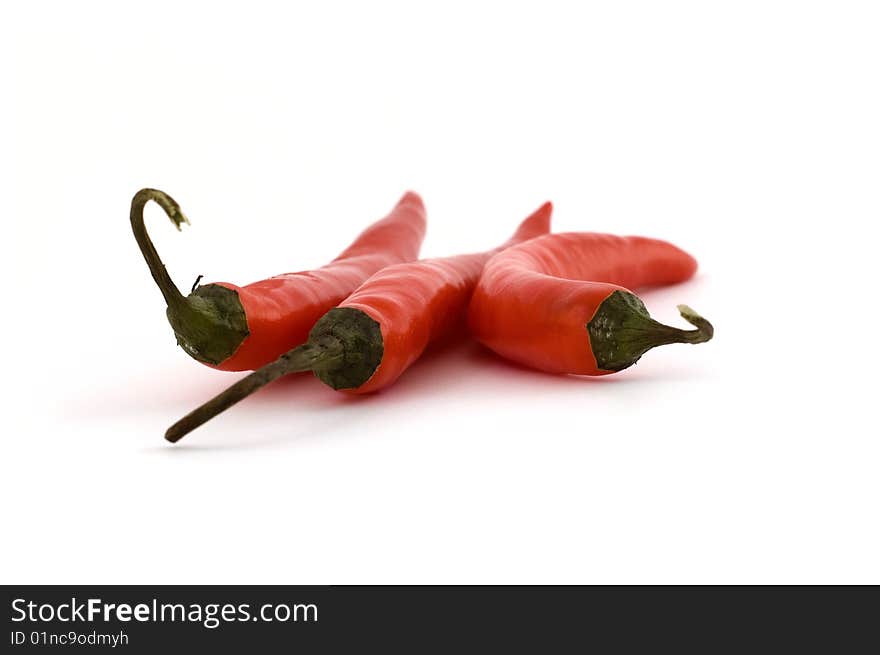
[129,188,191,311]
[587,290,713,372]
[673,304,715,343]
[130,188,249,365]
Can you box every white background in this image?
[3,1,878,584]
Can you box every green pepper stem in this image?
[130,189,250,365]
[165,337,344,443]
[130,188,190,312]
[626,304,715,349]
[672,305,714,343]
[587,291,714,372]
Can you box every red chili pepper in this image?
[467,232,713,375]
[165,202,553,442]
[130,189,427,370]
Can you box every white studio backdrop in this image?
[2,1,878,583]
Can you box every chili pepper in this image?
[165,202,553,442]
[130,188,427,371]
[467,232,713,375]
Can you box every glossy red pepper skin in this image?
[337,202,553,393]
[468,232,707,375]
[212,192,427,371]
